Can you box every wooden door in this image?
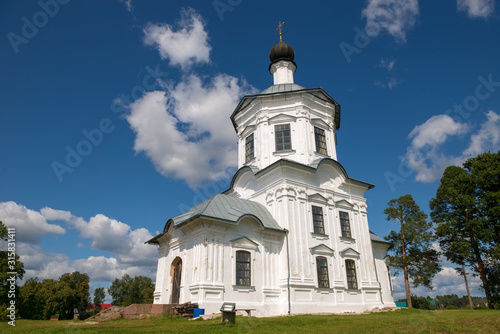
[171,260,182,304]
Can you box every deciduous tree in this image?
[108,274,154,306]
[0,221,7,240]
[384,194,440,308]
[58,271,90,319]
[93,287,106,313]
[19,278,46,320]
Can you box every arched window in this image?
[236,250,251,286]
[345,259,358,289]
[316,256,329,288]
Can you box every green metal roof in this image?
[260,83,305,94]
[146,194,285,244]
[230,87,341,131]
[370,230,390,244]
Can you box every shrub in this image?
[78,310,95,320]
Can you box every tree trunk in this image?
[400,222,412,308]
[467,218,493,308]
[462,263,473,307]
[475,252,493,309]
[403,264,412,308]
[470,230,492,308]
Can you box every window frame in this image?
[245,133,254,163]
[314,126,328,155]
[235,250,251,286]
[339,211,352,238]
[274,123,292,151]
[316,256,330,288]
[345,259,358,290]
[312,206,325,235]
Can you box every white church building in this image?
[146,35,396,317]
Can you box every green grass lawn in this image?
[1,309,499,334]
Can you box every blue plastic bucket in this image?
[193,308,205,318]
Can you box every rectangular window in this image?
[316,256,330,288]
[340,211,351,238]
[275,124,291,151]
[346,259,358,289]
[312,206,325,234]
[314,127,327,155]
[236,250,251,286]
[245,133,254,162]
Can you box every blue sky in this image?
[1,0,499,302]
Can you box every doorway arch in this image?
[170,257,182,304]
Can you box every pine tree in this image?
[384,194,440,308]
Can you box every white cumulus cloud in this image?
[0,202,158,279]
[0,201,65,243]
[17,240,156,283]
[132,9,257,188]
[127,75,255,188]
[463,110,500,156]
[42,208,158,265]
[362,0,420,43]
[1,202,158,284]
[144,8,211,70]
[72,256,125,281]
[392,266,484,300]
[403,111,500,183]
[83,214,132,254]
[16,242,68,273]
[457,0,495,18]
[409,114,469,150]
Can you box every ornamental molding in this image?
[230,236,259,251]
[310,244,335,256]
[340,247,360,258]
[335,199,354,208]
[268,113,296,125]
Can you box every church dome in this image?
[269,40,295,64]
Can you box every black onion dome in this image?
[269,40,295,64]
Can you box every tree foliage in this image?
[384,194,440,308]
[93,287,106,313]
[57,271,90,318]
[0,221,25,282]
[0,221,7,240]
[108,274,154,306]
[18,272,90,320]
[435,294,471,309]
[19,278,46,320]
[430,151,500,308]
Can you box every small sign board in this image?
[220,302,236,324]
[220,302,236,312]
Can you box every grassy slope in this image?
[1,309,499,334]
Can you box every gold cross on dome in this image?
[276,21,285,40]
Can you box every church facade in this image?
[146,37,396,316]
